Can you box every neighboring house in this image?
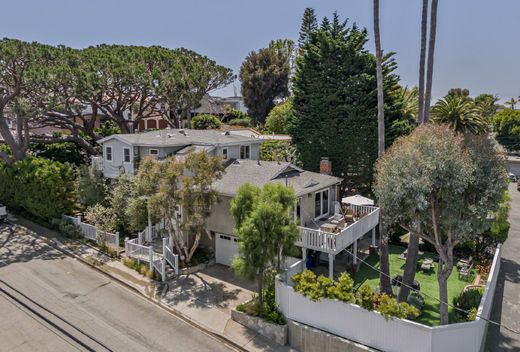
[206,159,342,266]
[227,127,292,141]
[94,128,263,178]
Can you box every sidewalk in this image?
[9,216,293,352]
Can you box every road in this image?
[0,224,234,352]
[486,182,520,351]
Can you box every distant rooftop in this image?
[97,129,262,147]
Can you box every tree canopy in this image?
[493,108,520,151]
[431,94,488,134]
[290,12,402,192]
[374,124,508,324]
[239,41,293,125]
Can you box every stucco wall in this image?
[298,185,338,227]
[206,196,235,237]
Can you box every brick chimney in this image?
[320,157,332,175]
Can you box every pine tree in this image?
[298,8,318,48]
[290,13,401,192]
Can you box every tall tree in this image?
[373,0,392,295]
[417,0,429,124]
[423,0,439,123]
[290,12,401,192]
[475,93,501,119]
[239,42,292,125]
[0,39,55,163]
[506,97,518,110]
[375,125,507,324]
[298,8,318,48]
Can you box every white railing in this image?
[151,250,165,280]
[163,238,179,275]
[296,207,380,254]
[62,215,120,255]
[125,238,151,264]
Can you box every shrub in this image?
[57,220,83,239]
[453,288,483,322]
[376,294,419,320]
[356,284,375,310]
[265,100,295,134]
[75,165,108,209]
[259,140,295,162]
[228,117,251,127]
[84,204,118,233]
[0,157,76,221]
[192,114,223,130]
[292,270,355,303]
[407,292,425,312]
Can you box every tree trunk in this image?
[398,233,420,302]
[417,0,429,124]
[423,0,439,123]
[257,272,264,309]
[373,0,392,295]
[0,113,27,163]
[437,261,452,325]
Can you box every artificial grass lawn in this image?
[351,245,471,326]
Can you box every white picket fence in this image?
[124,227,179,281]
[62,215,120,255]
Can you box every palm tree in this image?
[423,0,439,123]
[417,0,429,124]
[397,86,419,122]
[373,0,393,295]
[399,0,437,303]
[506,97,518,110]
[431,95,488,134]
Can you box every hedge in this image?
[192,114,223,130]
[0,157,76,221]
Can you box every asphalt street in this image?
[0,224,234,352]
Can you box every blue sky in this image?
[2,0,518,101]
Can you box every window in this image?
[295,197,302,225]
[123,148,131,163]
[149,149,159,156]
[314,189,329,219]
[105,147,112,161]
[240,145,250,159]
[222,148,228,160]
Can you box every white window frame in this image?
[123,147,131,163]
[222,148,228,160]
[314,189,329,219]
[105,146,112,161]
[240,145,250,159]
[149,149,159,156]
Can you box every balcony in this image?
[295,205,380,255]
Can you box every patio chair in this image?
[420,259,434,272]
[457,256,473,271]
[459,263,474,281]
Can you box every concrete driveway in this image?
[0,224,235,352]
[486,182,520,351]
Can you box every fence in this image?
[276,245,502,352]
[62,215,120,255]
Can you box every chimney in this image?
[320,157,332,175]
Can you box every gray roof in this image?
[97,129,262,147]
[213,160,342,197]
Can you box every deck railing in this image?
[62,215,120,255]
[296,206,380,255]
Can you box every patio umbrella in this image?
[341,194,374,206]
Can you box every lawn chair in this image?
[421,259,434,272]
[457,256,473,271]
[459,263,473,281]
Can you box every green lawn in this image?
[351,245,472,326]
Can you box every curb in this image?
[10,223,248,352]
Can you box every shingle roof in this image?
[97,129,261,147]
[213,160,343,197]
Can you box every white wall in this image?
[102,139,134,178]
[276,245,502,352]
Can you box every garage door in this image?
[215,233,239,266]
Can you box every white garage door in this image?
[215,233,239,266]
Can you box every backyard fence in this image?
[62,215,120,255]
[276,245,502,352]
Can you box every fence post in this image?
[116,232,120,256]
[162,259,166,282]
[162,237,167,256]
[174,254,179,275]
[125,237,129,255]
[149,246,153,271]
[77,215,82,225]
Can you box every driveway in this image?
[0,224,235,352]
[486,182,520,351]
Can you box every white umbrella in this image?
[341,194,374,206]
